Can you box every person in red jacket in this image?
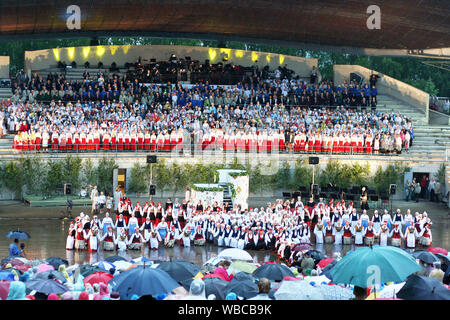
[213,260,234,281]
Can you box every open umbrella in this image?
[6,230,30,239]
[105,255,128,263]
[14,264,31,273]
[25,279,69,295]
[78,264,105,277]
[397,275,450,300]
[34,270,67,283]
[306,250,327,264]
[83,272,114,286]
[93,261,116,272]
[230,261,257,274]
[109,265,179,300]
[0,271,15,281]
[217,248,253,261]
[274,280,324,300]
[203,273,227,281]
[253,263,294,281]
[317,258,335,269]
[179,278,194,291]
[412,250,440,265]
[36,264,55,274]
[427,247,448,256]
[2,258,25,268]
[223,279,258,299]
[317,284,354,300]
[293,243,313,252]
[330,245,421,288]
[0,280,11,300]
[111,261,133,272]
[1,256,27,266]
[233,272,255,282]
[203,277,228,300]
[46,257,68,270]
[131,256,153,265]
[157,260,201,282]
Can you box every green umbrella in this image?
[330,245,421,288]
[230,261,257,274]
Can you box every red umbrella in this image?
[2,258,25,268]
[293,243,312,252]
[283,276,303,281]
[317,258,335,269]
[427,247,448,256]
[83,272,114,286]
[14,264,31,273]
[0,280,11,300]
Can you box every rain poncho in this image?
[6,281,29,300]
[58,265,71,283]
[185,279,206,300]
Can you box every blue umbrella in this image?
[109,265,179,300]
[411,250,440,265]
[6,230,30,239]
[330,245,421,288]
[223,279,258,299]
[397,275,450,300]
[46,257,68,270]
[0,271,15,281]
[25,279,69,295]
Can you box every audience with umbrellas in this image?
[1,230,449,300]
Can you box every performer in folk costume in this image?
[360,210,370,229]
[156,217,169,241]
[140,217,154,240]
[404,223,419,249]
[352,220,365,245]
[164,225,178,248]
[85,224,100,252]
[100,226,116,251]
[364,221,376,246]
[382,210,392,230]
[389,223,403,247]
[391,209,404,228]
[127,212,139,236]
[333,220,344,245]
[229,225,240,248]
[244,229,256,250]
[379,221,390,246]
[313,219,325,244]
[324,221,334,244]
[115,229,128,251]
[223,225,232,247]
[132,202,143,225]
[114,213,127,237]
[75,221,86,250]
[419,222,432,247]
[101,212,114,235]
[66,222,76,250]
[265,229,276,251]
[349,208,359,229]
[193,225,206,246]
[128,227,145,250]
[371,210,382,233]
[180,226,194,248]
[255,229,267,250]
[403,209,413,232]
[147,230,162,250]
[343,220,353,245]
[299,223,310,243]
[360,187,369,211]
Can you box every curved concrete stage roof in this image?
[0,0,449,50]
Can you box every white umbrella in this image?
[274,280,324,300]
[378,282,405,299]
[317,284,355,300]
[112,261,133,271]
[93,261,116,271]
[217,248,253,262]
[303,275,331,285]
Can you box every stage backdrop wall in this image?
[190,184,224,208]
[0,56,9,78]
[217,169,249,210]
[24,45,317,78]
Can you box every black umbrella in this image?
[79,264,105,277]
[412,250,440,264]
[157,260,201,282]
[109,266,179,300]
[34,270,67,283]
[306,250,327,264]
[203,277,228,300]
[46,257,68,270]
[233,272,255,282]
[25,279,69,295]
[105,255,128,263]
[179,278,194,291]
[253,263,294,281]
[397,275,450,300]
[6,230,30,239]
[223,279,258,299]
